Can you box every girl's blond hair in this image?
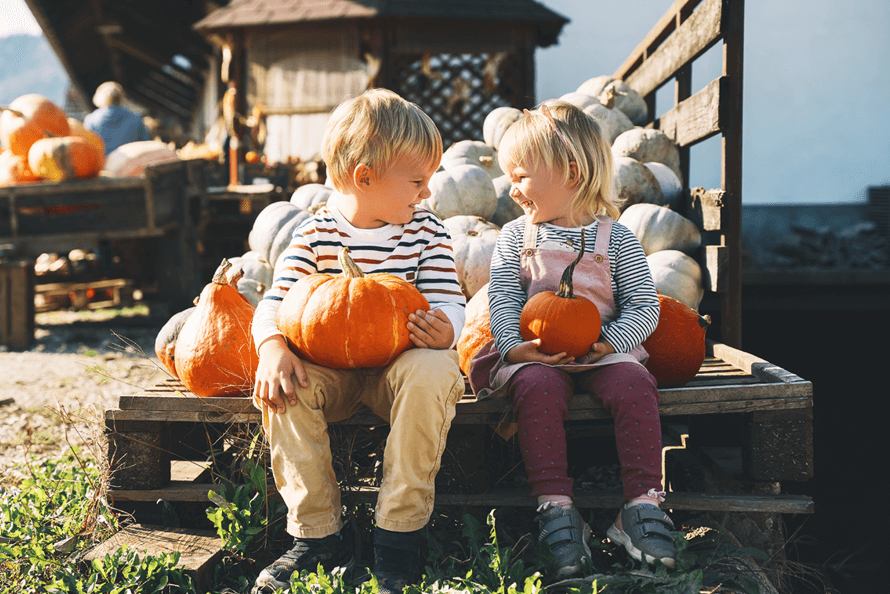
[322,88,442,192]
[497,99,620,222]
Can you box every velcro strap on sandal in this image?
[538,512,585,548]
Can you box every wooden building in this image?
[193,0,568,161]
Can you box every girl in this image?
[468,101,677,578]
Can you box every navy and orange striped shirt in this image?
[252,203,467,351]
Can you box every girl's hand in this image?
[408,308,454,349]
[580,339,616,364]
[254,336,308,414]
[505,338,575,365]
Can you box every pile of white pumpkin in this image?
[227,75,706,313]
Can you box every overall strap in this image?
[522,220,538,250]
[594,216,612,255]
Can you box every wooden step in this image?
[83,523,223,593]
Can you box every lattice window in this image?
[390,51,523,149]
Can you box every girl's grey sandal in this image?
[606,503,677,569]
[536,505,593,578]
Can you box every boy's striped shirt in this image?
[252,204,466,350]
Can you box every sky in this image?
[3,0,889,205]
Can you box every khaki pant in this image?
[256,348,464,538]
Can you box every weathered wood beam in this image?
[624,0,723,97]
[656,76,727,148]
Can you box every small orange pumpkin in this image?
[28,136,103,181]
[174,260,259,397]
[519,230,601,358]
[278,247,430,369]
[456,282,493,374]
[245,150,260,164]
[0,150,40,186]
[642,294,711,388]
[67,118,106,163]
[0,94,70,157]
[154,306,196,377]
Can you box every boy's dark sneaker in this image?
[372,526,425,594]
[252,531,354,593]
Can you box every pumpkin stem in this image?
[0,106,25,118]
[228,265,245,287]
[338,247,365,279]
[699,314,712,329]
[555,229,585,299]
[213,258,233,284]
[600,87,616,110]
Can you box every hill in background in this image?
[0,34,69,107]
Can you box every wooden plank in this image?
[0,260,35,350]
[0,175,144,196]
[106,408,261,425]
[613,0,703,81]
[106,481,813,514]
[689,187,725,232]
[83,524,223,592]
[701,244,728,292]
[624,0,723,97]
[708,341,809,385]
[657,77,726,148]
[118,394,256,413]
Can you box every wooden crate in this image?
[0,259,35,350]
[104,341,813,515]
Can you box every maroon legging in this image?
[507,362,663,501]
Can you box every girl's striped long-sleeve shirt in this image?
[488,216,660,359]
[252,203,467,352]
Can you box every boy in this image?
[250,88,466,594]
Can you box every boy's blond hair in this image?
[322,88,442,192]
[497,99,620,222]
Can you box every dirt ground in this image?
[0,307,168,484]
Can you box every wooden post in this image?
[0,259,35,350]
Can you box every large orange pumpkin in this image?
[1,94,70,157]
[278,247,430,369]
[28,136,103,181]
[642,294,711,388]
[456,282,493,374]
[519,230,601,358]
[174,260,259,397]
[0,150,40,186]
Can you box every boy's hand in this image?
[580,339,616,364]
[254,336,308,414]
[505,338,575,365]
[407,308,453,349]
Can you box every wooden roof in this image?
[194,0,569,47]
[24,0,219,124]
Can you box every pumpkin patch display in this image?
[103,140,179,177]
[489,174,523,228]
[67,118,105,163]
[643,294,711,388]
[482,106,522,151]
[646,250,704,310]
[456,282,493,374]
[613,156,664,211]
[612,128,682,185]
[0,94,70,157]
[154,306,196,377]
[28,136,104,181]
[582,102,634,144]
[277,247,430,369]
[441,140,503,179]
[618,203,701,255]
[422,164,498,220]
[174,260,259,397]
[519,231,601,358]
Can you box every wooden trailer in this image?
[0,159,206,339]
[103,0,813,549]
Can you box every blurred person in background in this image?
[84,82,151,154]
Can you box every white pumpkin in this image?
[291,183,333,210]
[444,215,500,299]
[483,106,523,151]
[647,250,704,310]
[558,92,599,111]
[612,128,682,185]
[576,75,615,98]
[421,164,497,220]
[643,162,683,210]
[227,251,274,287]
[613,156,663,211]
[577,78,649,126]
[441,140,504,179]
[582,103,634,144]
[618,203,701,255]
[269,209,313,268]
[237,277,267,307]
[489,174,523,228]
[248,201,308,264]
